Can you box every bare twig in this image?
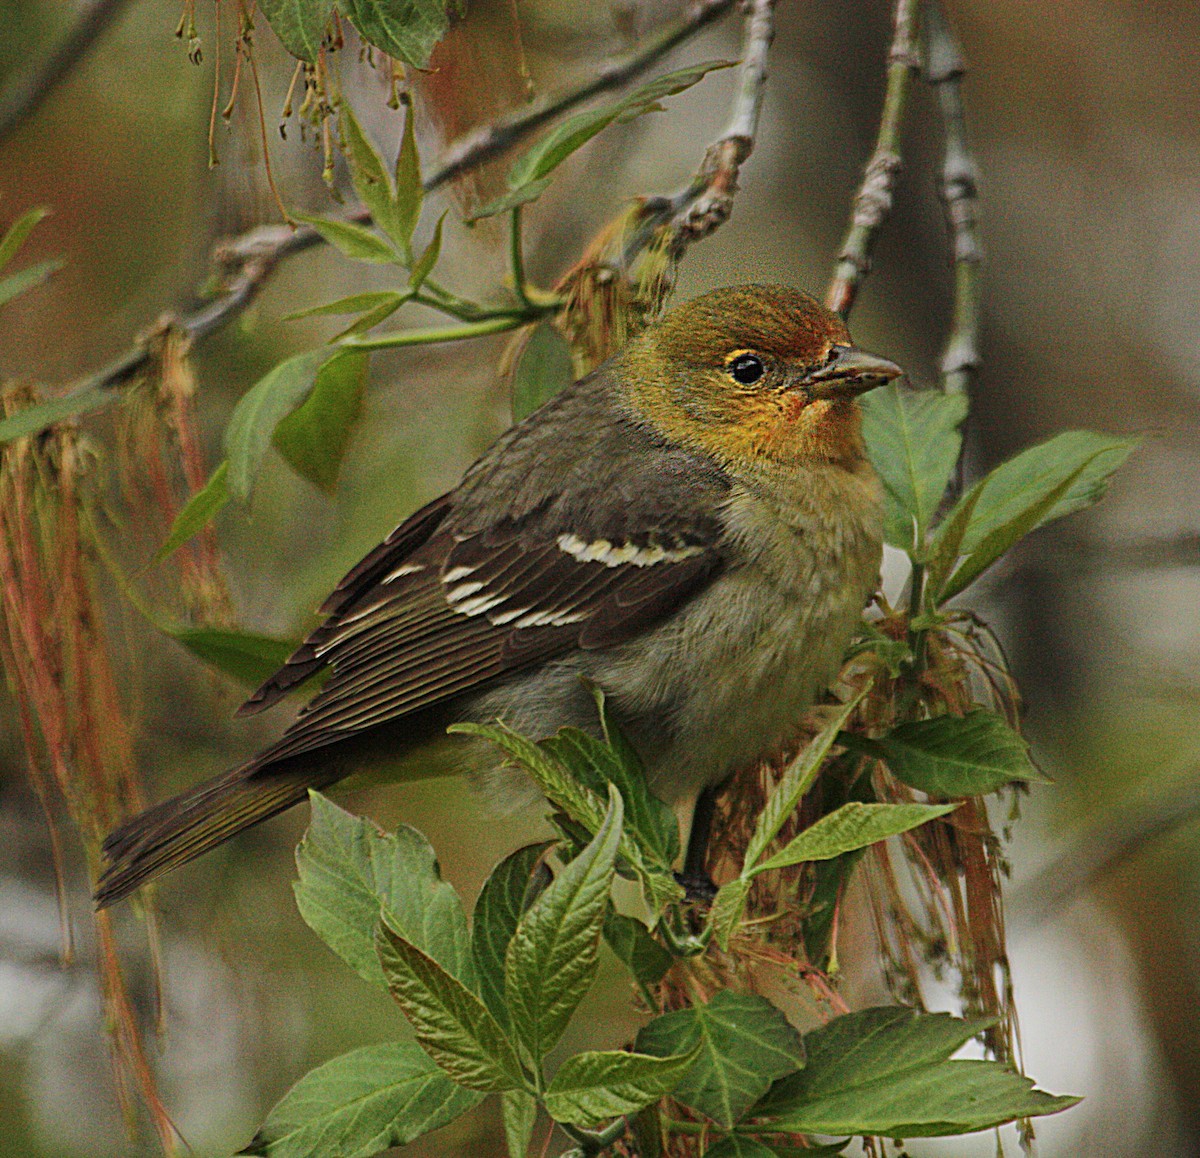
[0,0,137,143]
[0,0,738,445]
[825,0,923,319]
[617,0,776,266]
[925,0,981,395]
[431,0,736,189]
[670,0,775,247]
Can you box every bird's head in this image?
[620,284,901,473]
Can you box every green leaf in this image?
[340,104,404,247]
[744,695,865,871]
[224,347,338,501]
[376,920,527,1092]
[708,1139,847,1157]
[935,431,1136,600]
[242,1041,480,1157]
[338,0,451,69]
[852,710,1048,797]
[466,179,553,223]
[0,207,49,272]
[506,62,734,194]
[394,98,423,254]
[166,627,295,689]
[635,993,803,1129]
[753,802,956,875]
[272,348,367,493]
[153,460,229,563]
[0,384,114,445]
[257,0,333,61]
[752,1006,1077,1137]
[296,793,474,987]
[708,876,752,952]
[603,909,673,987]
[860,383,969,555]
[501,1088,537,1158]
[453,722,681,913]
[511,321,574,421]
[471,842,553,1027]
[0,258,63,308]
[408,210,446,289]
[293,211,400,264]
[285,290,410,320]
[544,1045,701,1128]
[505,787,623,1063]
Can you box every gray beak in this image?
[801,345,903,399]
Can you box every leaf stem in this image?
[561,1116,629,1155]
[825,0,923,319]
[509,205,535,310]
[341,315,525,350]
[925,0,982,396]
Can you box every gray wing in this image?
[239,366,732,766]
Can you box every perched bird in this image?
[95,284,899,907]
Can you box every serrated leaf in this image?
[465,179,554,223]
[296,793,473,987]
[376,920,526,1092]
[502,1088,537,1158]
[257,0,333,61]
[936,431,1136,600]
[272,348,367,493]
[744,694,865,871]
[408,210,446,289]
[511,321,574,421]
[847,710,1047,798]
[506,61,734,192]
[543,724,675,871]
[708,876,752,952]
[752,802,956,875]
[0,258,63,308]
[603,909,673,987]
[635,993,804,1129]
[285,290,410,320]
[860,383,969,555]
[544,1045,701,1128]
[0,384,114,445]
[242,1041,480,1157]
[394,98,423,253]
[338,0,451,69]
[505,787,623,1063]
[0,207,49,272]
[709,1139,847,1157]
[153,460,229,563]
[224,347,338,501]
[471,842,553,1027]
[293,211,400,264]
[750,1006,1076,1136]
[165,626,295,689]
[340,104,403,246]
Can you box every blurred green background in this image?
[1,0,1198,1154]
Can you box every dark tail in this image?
[94,755,338,908]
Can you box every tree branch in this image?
[0,0,738,445]
[620,0,776,263]
[925,0,982,395]
[0,0,137,143]
[825,0,923,319]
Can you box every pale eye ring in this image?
[727,353,764,385]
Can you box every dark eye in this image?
[727,353,764,385]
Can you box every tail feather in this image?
[94,757,337,908]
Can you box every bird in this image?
[94,283,899,908]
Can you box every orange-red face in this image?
[624,284,901,470]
